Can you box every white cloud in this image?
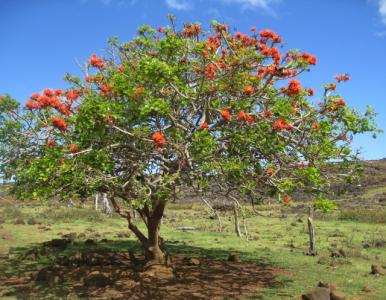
[379,0,386,24]
[165,0,193,11]
[219,0,281,16]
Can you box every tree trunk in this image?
[110,196,168,265]
[144,215,166,264]
[307,206,317,255]
[102,193,111,214]
[94,193,99,211]
[233,201,243,237]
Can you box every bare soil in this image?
[0,249,285,299]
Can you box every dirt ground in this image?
[0,247,285,299]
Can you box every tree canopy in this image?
[0,18,379,262]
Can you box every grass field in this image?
[0,195,385,299]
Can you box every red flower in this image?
[265,168,273,176]
[30,93,40,100]
[200,121,208,129]
[137,86,144,94]
[158,27,164,33]
[307,88,315,96]
[209,85,216,93]
[301,52,317,65]
[329,83,336,91]
[70,144,79,154]
[89,54,105,68]
[283,195,290,203]
[263,110,273,118]
[26,101,39,109]
[251,26,256,32]
[66,90,80,101]
[335,74,350,82]
[152,132,167,145]
[245,115,254,124]
[337,98,345,106]
[243,85,254,95]
[285,79,302,97]
[203,50,209,57]
[47,140,56,148]
[238,111,246,121]
[50,116,67,132]
[220,109,231,121]
[156,146,164,153]
[54,89,63,96]
[43,89,54,97]
[205,63,216,80]
[273,118,293,131]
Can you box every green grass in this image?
[0,202,385,299]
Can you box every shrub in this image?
[339,208,386,223]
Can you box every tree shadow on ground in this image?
[0,239,292,299]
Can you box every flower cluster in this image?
[89,54,105,68]
[300,52,317,65]
[152,131,167,153]
[183,23,201,38]
[285,79,302,97]
[243,85,254,96]
[152,132,167,145]
[259,30,282,43]
[237,111,254,124]
[335,74,350,82]
[70,144,79,154]
[26,88,76,116]
[332,98,345,110]
[50,116,67,132]
[220,109,231,121]
[273,118,293,131]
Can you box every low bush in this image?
[339,208,386,223]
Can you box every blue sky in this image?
[0,0,385,159]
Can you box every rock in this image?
[228,253,240,263]
[85,239,96,246]
[330,291,348,300]
[142,265,175,281]
[330,249,345,258]
[57,255,70,266]
[371,263,385,275]
[83,253,101,266]
[72,250,83,262]
[176,226,195,231]
[374,240,385,248]
[35,266,63,285]
[22,248,40,260]
[47,239,69,249]
[330,290,347,300]
[317,256,329,265]
[301,287,331,300]
[183,257,200,266]
[39,246,53,256]
[116,231,130,238]
[62,232,77,242]
[317,281,336,291]
[78,232,86,240]
[84,271,112,287]
[338,249,347,258]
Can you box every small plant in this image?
[313,198,337,213]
